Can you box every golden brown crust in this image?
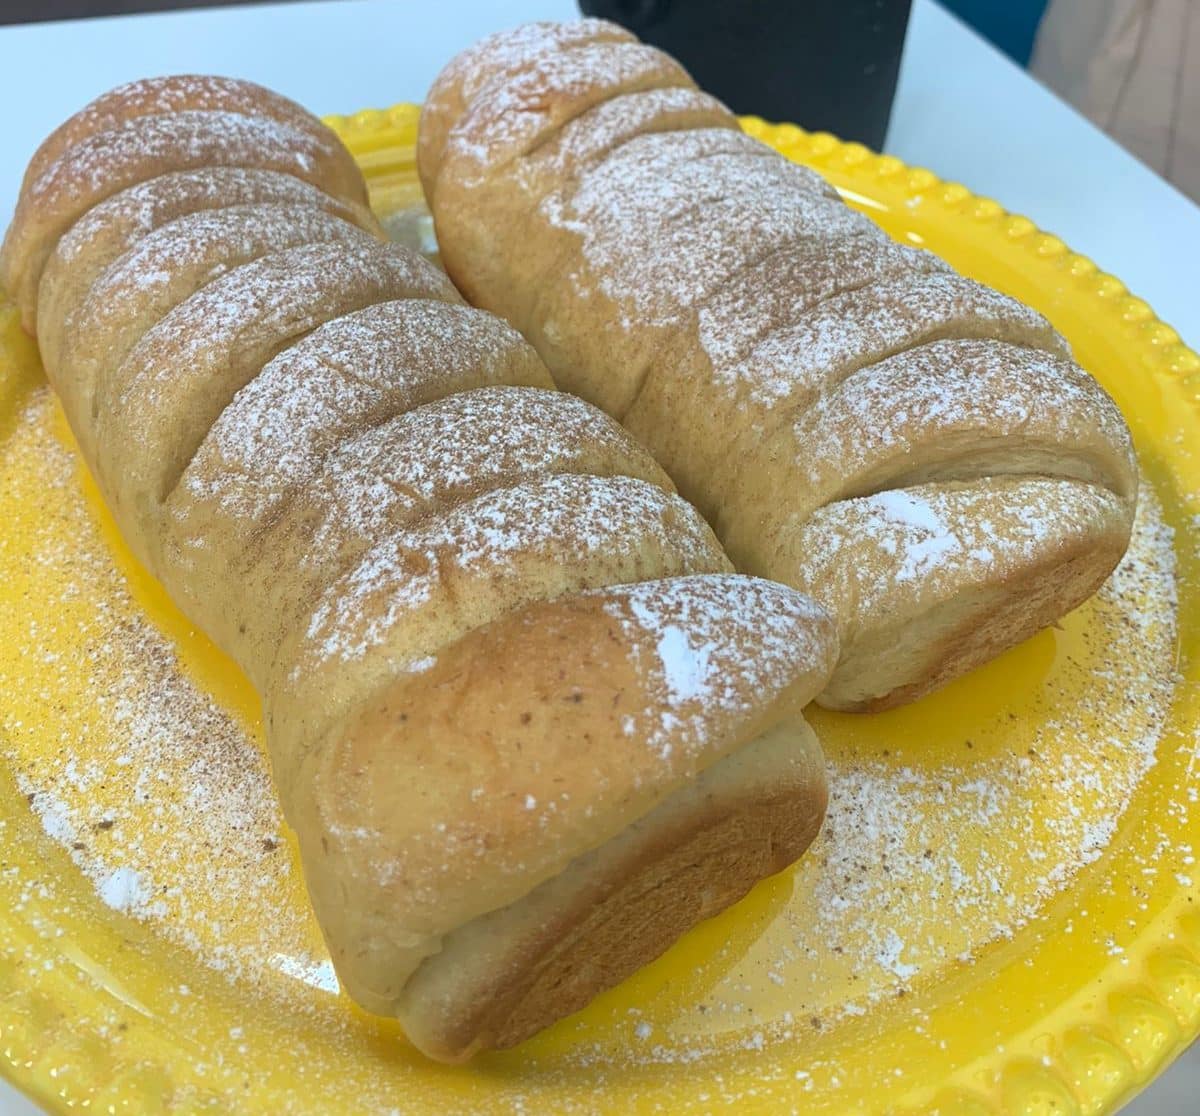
[204,386,674,674]
[2,80,367,330]
[420,20,1139,708]
[265,472,733,773]
[780,478,1130,709]
[162,304,559,666]
[720,338,1138,564]
[14,74,839,1061]
[94,239,457,567]
[50,203,377,464]
[20,74,344,197]
[290,577,836,1036]
[398,716,826,1060]
[36,167,381,383]
[418,19,636,202]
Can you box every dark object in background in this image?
[0,0,276,26]
[940,0,1050,66]
[578,0,912,150]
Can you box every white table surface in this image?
[0,0,1195,348]
[0,1,1197,1112]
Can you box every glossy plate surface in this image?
[1,105,1198,1114]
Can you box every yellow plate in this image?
[1,105,1198,1115]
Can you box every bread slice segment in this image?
[267,472,733,773]
[56,203,376,458]
[37,167,380,380]
[722,338,1137,564]
[780,478,1130,710]
[94,240,456,560]
[3,108,367,327]
[289,576,836,1059]
[400,715,826,1060]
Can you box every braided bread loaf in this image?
[419,20,1139,711]
[3,77,839,1060]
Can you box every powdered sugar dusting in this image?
[871,489,946,534]
[600,575,834,761]
[119,238,446,408]
[618,576,822,711]
[719,270,1064,423]
[301,472,724,668]
[789,477,1120,622]
[107,239,452,505]
[753,337,1134,529]
[525,85,736,199]
[875,929,918,980]
[54,166,372,268]
[291,386,664,575]
[172,300,536,532]
[29,110,347,205]
[96,865,153,913]
[446,39,692,181]
[792,488,1176,1007]
[647,622,713,705]
[69,203,373,397]
[25,74,325,192]
[559,482,1180,1067]
[868,490,962,581]
[548,128,865,336]
[427,17,632,175]
[0,355,1188,1100]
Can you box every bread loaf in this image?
[419,20,1138,710]
[4,75,839,1061]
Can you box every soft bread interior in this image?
[395,716,826,1061]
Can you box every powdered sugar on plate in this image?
[0,389,332,1009]
[603,482,1178,1054]
[0,386,1185,1079]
